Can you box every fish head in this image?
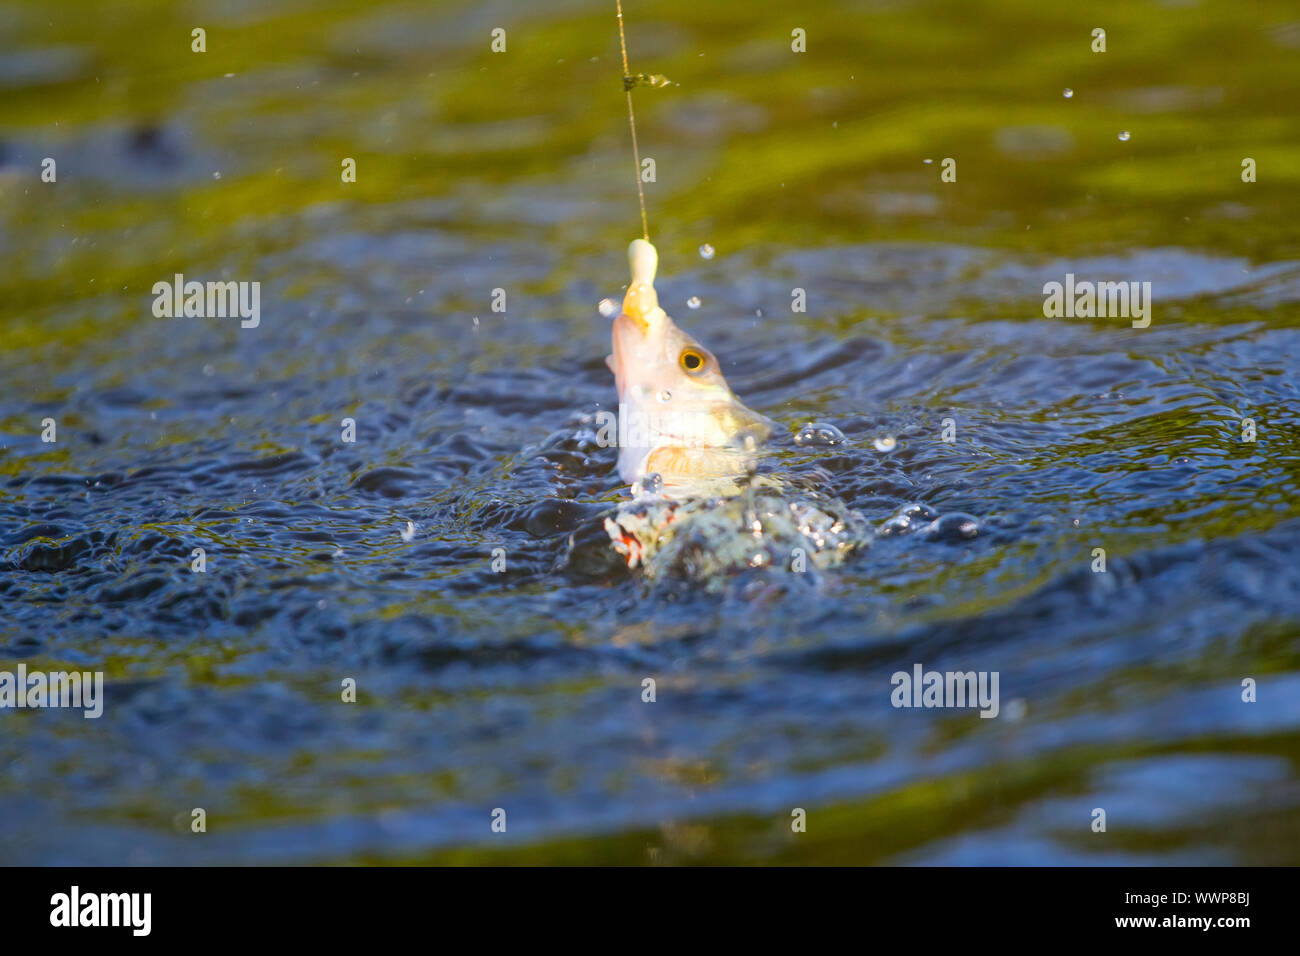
[608,239,773,489]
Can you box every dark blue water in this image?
[2,0,1299,864]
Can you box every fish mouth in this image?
[609,311,653,396]
[612,310,651,349]
[618,242,665,337]
[617,279,663,337]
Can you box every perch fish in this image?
[597,239,871,583]
[606,238,773,493]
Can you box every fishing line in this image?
[615,0,650,241]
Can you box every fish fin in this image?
[646,446,753,486]
[605,354,616,373]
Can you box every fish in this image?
[583,237,972,586]
[606,238,775,493]
[588,238,872,585]
[599,486,872,586]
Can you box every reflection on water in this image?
[1,0,1299,864]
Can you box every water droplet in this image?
[873,436,897,452]
[636,472,664,496]
[657,389,672,403]
[686,296,701,309]
[698,243,715,260]
[876,515,912,537]
[1118,130,1130,141]
[212,171,222,179]
[794,422,846,447]
[922,512,980,542]
[1063,88,1073,98]
[598,297,617,317]
[896,502,938,522]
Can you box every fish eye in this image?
[679,349,707,373]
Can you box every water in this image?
[1,0,1299,865]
